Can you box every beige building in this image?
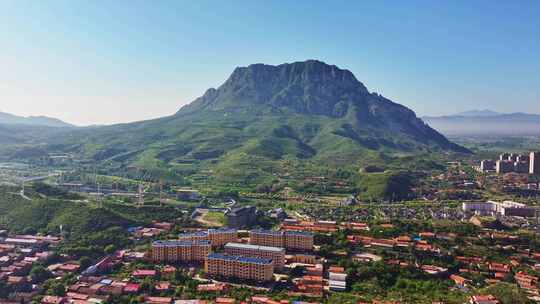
[152,240,211,263]
[249,229,313,251]
[224,242,285,269]
[531,152,540,174]
[178,228,237,248]
[205,253,274,282]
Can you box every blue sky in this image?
[0,0,539,125]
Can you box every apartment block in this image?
[499,153,510,161]
[178,228,237,248]
[531,152,540,174]
[177,231,208,242]
[224,242,285,269]
[284,231,314,251]
[514,161,530,174]
[480,160,496,172]
[517,154,530,163]
[496,160,514,174]
[205,253,274,282]
[208,228,238,247]
[249,230,284,248]
[249,229,313,251]
[151,240,211,263]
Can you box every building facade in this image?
[462,201,535,217]
[208,228,238,247]
[226,206,257,228]
[224,242,285,269]
[531,152,540,174]
[178,228,238,248]
[249,230,313,251]
[496,160,514,174]
[152,240,211,263]
[205,253,274,282]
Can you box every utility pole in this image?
[97,183,102,208]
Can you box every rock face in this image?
[181,60,368,116]
[178,60,467,152]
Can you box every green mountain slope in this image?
[12,60,468,189]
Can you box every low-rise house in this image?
[155,282,171,292]
[470,294,500,304]
[197,283,228,292]
[132,269,157,278]
[124,283,140,294]
[41,296,66,304]
[450,274,469,287]
[146,297,173,304]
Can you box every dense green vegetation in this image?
[0,185,190,258]
[3,61,467,195]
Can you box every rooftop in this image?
[152,240,211,247]
[207,253,273,265]
[178,231,208,238]
[224,242,284,253]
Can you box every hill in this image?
[423,112,540,136]
[0,111,74,128]
[0,185,188,257]
[9,60,468,190]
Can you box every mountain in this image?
[454,109,501,117]
[11,60,467,187]
[424,111,540,136]
[0,111,74,128]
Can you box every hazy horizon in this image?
[1,1,539,126]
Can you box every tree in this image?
[78,256,92,270]
[48,281,66,296]
[0,281,11,298]
[104,244,116,254]
[30,264,52,283]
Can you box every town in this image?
[3,188,540,303]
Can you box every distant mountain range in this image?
[454,109,502,117]
[0,111,74,128]
[423,111,540,136]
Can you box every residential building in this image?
[470,295,499,304]
[284,231,314,251]
[151,240,211,263]
[328,266,347,291]
[208,229,238,247]
[462,200,535,217]
[205,253,273,282]
[178,228,237,248]
[514,161,530,173]
[249,230,313,251]
[531,152,540,174]
[496,160,514,174]
[224,243,285,269]
[480,160,496,172]
[249,230,283,248]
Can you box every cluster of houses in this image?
[6,201,540,304]
[0,233,64,300]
